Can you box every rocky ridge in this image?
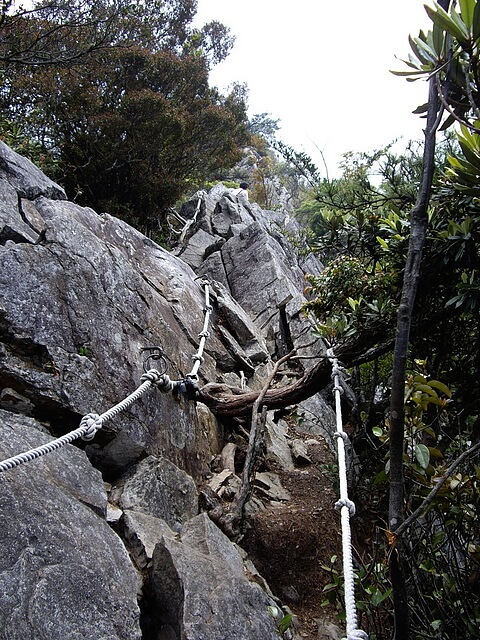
[0,141,340,639]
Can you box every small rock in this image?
[106,503,123,524]
[281,585,301,604]
[221,442,237,472]
[316,619,344,640]
[255,471,291,502]
[208,468,234,493]
[0,387,34,414]
[291,439,312,465]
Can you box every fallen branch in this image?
[234,351,296,530]
[198,333,386,417]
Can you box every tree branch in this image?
[394,439,480,538]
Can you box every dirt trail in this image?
[244,433,344,639]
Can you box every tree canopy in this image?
[0,0,249,233]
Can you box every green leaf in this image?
[427,379,452,397]
[415,383,439,398]
[278,614,293,633]
[413,374,428,384]
[412,102,429,114]
[459,0,476,29]
[432,23,446,55]
[409,34,437,64]
[371,588,393,606]
[432,531,446,547]
[450,5,471,41]
[457,143,480,173]
[473,1,480,40]
[425,4,469,43]
[376,236,389,249]
[372,426,383,437]
[445,294,461,307]
[424,396,445,407]
[415,444,431,469]
[390,69,431,77]
[440,113,458,131]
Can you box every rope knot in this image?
[80,413,102,441]
[192,354,204,364]
[334,431,349,442]
[335,497,356,517]
[198,330,210,338]
[156,374,175,393]
[333,383,344,395]
[331,363,346,380]
[203,304,213,314]
[141,369,163,385]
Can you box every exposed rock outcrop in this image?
[0,141,337,639]
[0,411,141,640]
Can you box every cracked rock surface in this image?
[0,143,337,639]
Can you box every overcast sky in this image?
[194,0,433,176]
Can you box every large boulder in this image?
[0,410,141,640]
[150,513,280,640]
[0,167,239,479]
[116,455,199,530]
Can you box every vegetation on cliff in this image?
[292,2,480,636]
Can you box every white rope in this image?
[327,348,368,640]
[0,369,172,473]
[0,273,214,471]
[0,275,214,472]
[187,279,212,380]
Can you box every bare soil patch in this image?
[244,432,344,639]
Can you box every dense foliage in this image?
[301,138,480,640]
[0,1,250,233]
[298,2,480,634]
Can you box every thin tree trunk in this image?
[388,1,449,633]
[388,72,441,533]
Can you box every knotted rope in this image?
[0,276,213,472]
[327,348,368,640]
[0,369,171,473]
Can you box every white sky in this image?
[194,0,433,176]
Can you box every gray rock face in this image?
[117,455,199,529]
[0,411,141,640]
[150,513,280,640]
[178,185,327,372]
[0,181,233,479]
[120,510,177,570]
[265,417,295,470]
[0,144,335,639]
[0,139,66,201]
